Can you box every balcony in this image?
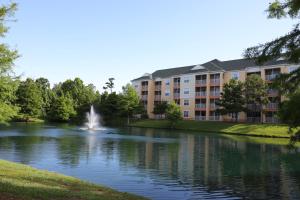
[209,116,220,121]
[195,104,206,110]
[265,74,280,81]
[267,89,279,96]
[210,91,220,97]
[247,117,261,123]
[265,103,279,110]
[141,85,148,91]
[195,91,206,98]
[210,79,220,85]
[173,93,180,99]
[247,104,262,111]
[195,79,207,86]
[173,82,180,88]
[141,95,148,101]
[155,85,162,91]
[210,104,219,110]
[265,117,280,124]
[154,95,161,101]
[195,116,206,121]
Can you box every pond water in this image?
[0,124,300,200]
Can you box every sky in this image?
[3,0,297,91]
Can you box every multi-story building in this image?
[131,58,299,123]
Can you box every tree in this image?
[153,101,168,119]
[99,92,123,120]
[0,3,19,124]
[48,94,76,122]
[244,0,300,94]
[120,84,142,124]
[244,74,269,106]
[216,79,246,122]
[166,101,182,128]
[35,77,53,118]
[16,78,43,120]
[103,78,115,93]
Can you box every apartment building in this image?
[132,58,299,123]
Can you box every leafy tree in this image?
[278,91,300,137]
[103,78,115,93]
[0,3,19,124]
[153,101,168,119]
[48,94,76,122]
[244,0,300,94]
[120,84,143,124]
[99,92,123,120]
[35,77,53,118]
[166,101,182,128]
[16,78,43,120]
[216,79,246,122]
[244,74,269,107]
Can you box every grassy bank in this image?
[130,119,295,138]
[0,160,147,200]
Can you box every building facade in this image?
[132,58,299,123]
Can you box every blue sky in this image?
[3,0,296,91]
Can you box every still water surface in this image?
[0,124,300,200]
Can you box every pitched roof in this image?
[132,58,290,81]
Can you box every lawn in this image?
[0,159,147,200]
[130,119,295,138]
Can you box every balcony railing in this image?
[173,82,180,88]
[247,117,261,123]
[210,91,220,97]
[141,86,148,91]
[173,93,180,99]
[141,95,148,101]
[210,79,220,85]
[154,95,161,101]
[265,103,279,110]
[195,116,206,121]
[155,86,162,91]
[196,79,207,86]
[247,104,262,111]
[210,104,219,110]
[195,91,206,97]
[209,116,220,121]
[267,89,279,96]
[195,104,206,109]
[265,117,280,124]
[265,74,280,81]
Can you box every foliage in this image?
[278,91,300,132]
[98,92,123,120]
[0,3,19,124]
[103,77,115,93]
[16,78,43,120]
[166,101,182,128]
[47,94,76,122]
[120,84,144,124]
[153,101,168,118]
[216,79,246,121]
[35,77,53,118]
[244,74,269,106]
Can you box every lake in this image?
[0,124,300,200]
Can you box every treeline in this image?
[0,76,146,124]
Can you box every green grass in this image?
[130,119,296,138]
[0,159,147,200]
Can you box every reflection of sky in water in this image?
[0,124,300,200]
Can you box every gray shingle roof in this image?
[132,58,290,81]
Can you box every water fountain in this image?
[84,105,102,130]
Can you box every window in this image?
[165,92,170,96]
[231,72,239,80]
[165,79,170,86]
[183,88,189,95]
[289,65,299,73]
[184,99,189,106]
[134,85,138,88]
[183,77,190,83]
[184,111,189,118]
